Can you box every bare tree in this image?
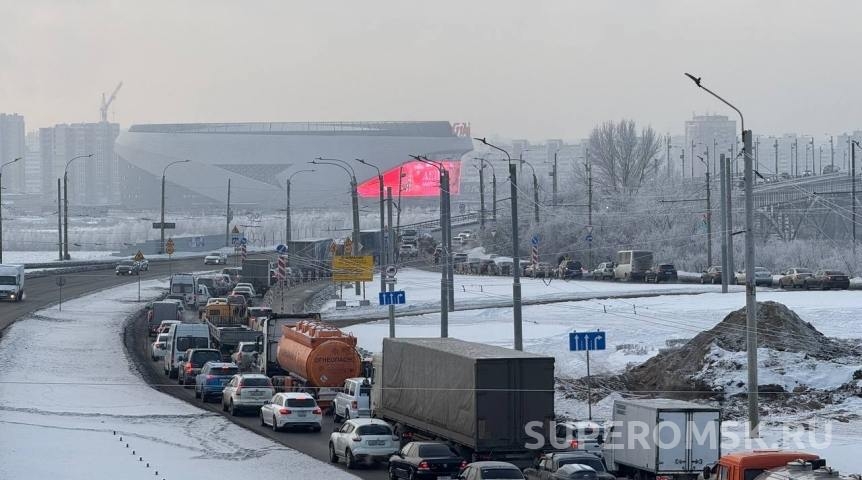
[587,119,663,193]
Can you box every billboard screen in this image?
[357,160,462,198]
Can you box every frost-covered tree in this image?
[587,119,663,193]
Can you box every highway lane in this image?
[0,255,252,334]
[125,282,388,480]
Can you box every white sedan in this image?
[204,252,227,265]
[329,418,398,469]
[260,392,322,432]
[151,333,169,361]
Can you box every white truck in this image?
[605,399,721,480]
[0,264,25,302]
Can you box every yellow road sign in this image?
[165,238,175,255]
[332,255,374,282]
[133,250,145,262]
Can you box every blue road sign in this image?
[531,234,541,246]
[586,234,593,242]
[276,244,288,254]
[240,237,248,246]
[378,290,406,306]
[569,331,607,351]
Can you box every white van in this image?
[613,250,654,281]
[163,323,210,378]
[0,264,25,302]
[169,273,196,307]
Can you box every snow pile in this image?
[621,301,862,400]
[0,280,357,480]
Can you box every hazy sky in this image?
[1,0,860,141]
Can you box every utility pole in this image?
[443,168,454,312]
[852,141,858,258]
[725,153,734,275]
[586,158,593,269]
[225,179,231,247]
[356,159,386,295]
[57,179,62,261]
[387,187,395,338]
[680,147,685,180]
[713,138,717,177]
[794,138,799,177]
[666,135,672,178]
[774,139,779,180]
[552,150,559,205]
[492,171,497,223]
[532,169,539,224]
[702,156,714,270]
[830,136,834,171]
[690,140,695,178]
[819,145,823,175]
[350,176,361,295]
[718,154,728,293]
[755,136,760,174]
[478,163,485,230]
[160,159,190,254]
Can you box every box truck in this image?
[0,264,25,302]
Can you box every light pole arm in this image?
[475,138,512,165]
[289,169,316,182]
[311,159,354,183]
[685,73,745,140]
[163,159,190,177]
[315,157,355,178]
[64,153,94,175]
[1,157,22,171]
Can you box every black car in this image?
[808,270,850,290]
[115,260,140,276]
[558,260,583,280]
[525,452,612,480]
[389,441,465,479]
[644,263,678,283]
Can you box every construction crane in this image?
[99,81,123,122]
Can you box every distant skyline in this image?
[2,1,861,141]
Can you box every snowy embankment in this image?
[342,274,862,472]
[0,280,356,479]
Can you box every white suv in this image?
[221,374,274,416]
[329,418,398,469]
[260,392,322,432]
[333,377,372,422]
[204,252,227,265]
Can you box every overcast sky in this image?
[1,0,860,141]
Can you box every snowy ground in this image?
[342,275,862,472]
[0,280,357,479]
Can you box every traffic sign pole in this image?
[586,348,592,420]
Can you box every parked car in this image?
[700,266,722,284]
[400,244,418,258]
[178,348,222,387]
[333,377,372,422]
[151,333,170,361]
[591,262,615,281]
[526,262,554,278]
[329,418,399,469]
[458,461,525,479]
[644,263,678,283]
[808,270,850,290]
[734,267,773,286]
[553,421,605,456]
[777,267,814,289]
[204,252,228,265]
[115,260,140,276]
[194,362,239,402]
[558,260,583,280]
[136,259,150,271]
[526,452,611,480]
[221,374,274,416]
[388,441,466,480]
[260,392,323,432]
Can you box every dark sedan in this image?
[645,263,678,283]
[115,260,140,276]
[389,441,466,479]
[700,266,722,284]
[807,270,851,290]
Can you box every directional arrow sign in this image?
[569,331,607,351]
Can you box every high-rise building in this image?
[684,114,737,177]
[39,122,120,205]
[0,113,26,193]
[24,130,41,194]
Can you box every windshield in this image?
[0,275,17,285]
[558,458,605,472]
[797,268,813,273]
[191,351,221,367]
[175,336,209,351]
[825,271,845,276]
[119,261,134,266]
[356,424,392,436]
[479,468,524,479]
[286,398,316,408]
[418,444,456,457]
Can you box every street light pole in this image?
[852,141,859,259]
[471,160,485,231]
[476,138,523,351]
[286,169,315,267]
[553,149,560,204]
[686,72,759,435]
[0,157,22,263]
[63,154,93,260]
[356,158,387,295]
[313,157,361,295]
[480,158,497,223]
[520,155,540,224]
[160,159,190,254]
[698,155,714,273]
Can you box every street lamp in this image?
[479,157,497,223]
[474,137,523,351]
[159,159,190,254]
[685,72,759,435]
[312,157,360,295]
[63,153,94,260]
[286,169,315,243]
[519,155,540,224]
[355,158,387,294]
[0,157,22,263]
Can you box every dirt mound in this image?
[622,301,854,397]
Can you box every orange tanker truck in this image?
[255,313,362,412]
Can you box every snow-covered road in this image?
[0,279,357,479]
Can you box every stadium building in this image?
[115,121,473,210]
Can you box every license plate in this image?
[297,411,307,417]
[367,440,385,446]
[249,391,263,396]
[438,476,452,480]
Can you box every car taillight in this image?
[570,439,579,449]
[417,461,430,471]
[352,436,362,442]
[185,363,193,373]
[279,408,291,415]
[459,460,468,469]
[206,375,214,380]
[312,407,322,415]
[351,400,358,409]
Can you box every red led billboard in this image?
[357,160,462,198]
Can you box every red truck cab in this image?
[705,450,821,480]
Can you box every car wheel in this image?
[260,411,266,426]
[333,410,342,423]
[272,416,279,432]
[389,466,398,480]
[229,401,237,416]
[345,449,356,469]
[312,424,321,432]
[222,399,228,412]
[194,387,200,399]
[329,443,339,463]
[700,277,705,284]
[344,409,351,421]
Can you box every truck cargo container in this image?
[604,399,721,480]
[0,264,25,302]
[202,303,260,358]
[241,259,271,295]
[148,301,182,336]
[372,337,556,467]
